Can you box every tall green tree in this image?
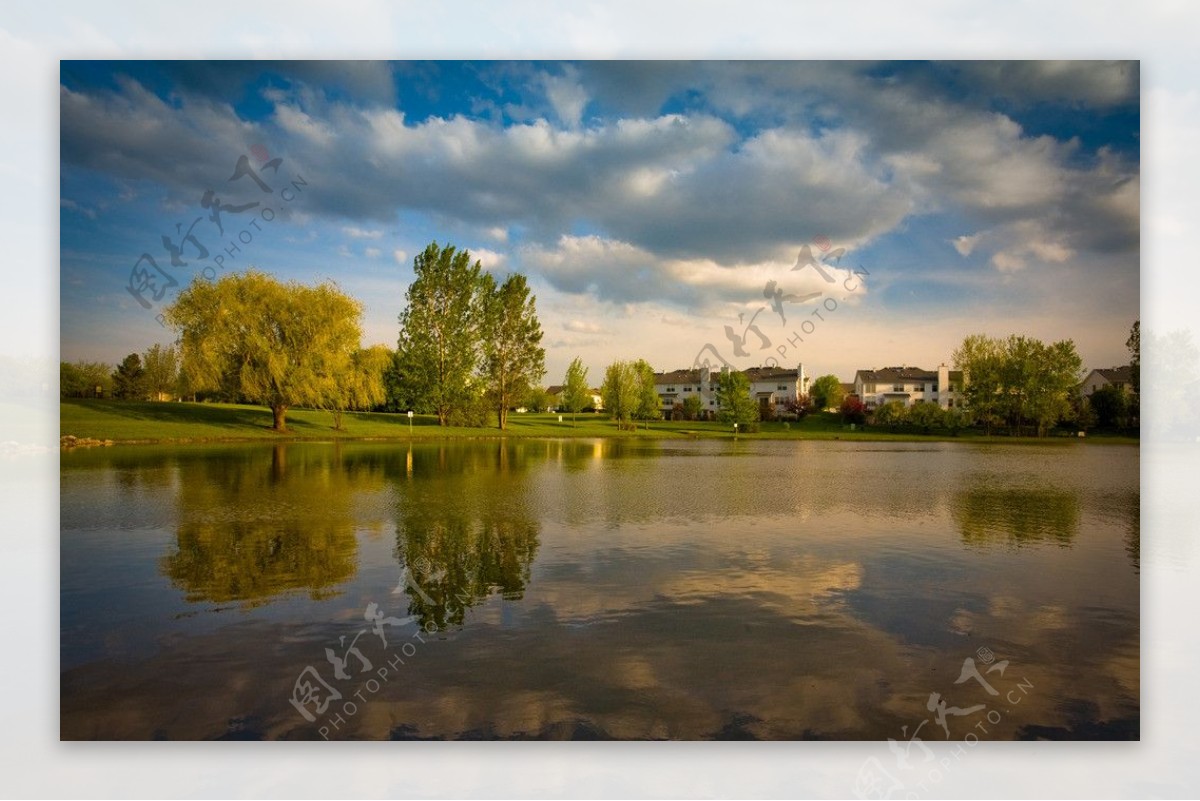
[142,343,179,400]
[480,273,546,430]
[562,357,591,426]
[810,374,846,410]
[873,400,908,430]
[600,361,640,431]
[954,333,1007,435]
[632,359,662,427]
[715,369,759,427]
[396,243,489,426]
[112,353,146,400]
[165,270,364,431]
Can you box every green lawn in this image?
[59,399,1139,446]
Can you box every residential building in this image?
[853,364,963,410]
[653,364,808,416]
[545,385,603,412]
[1080,366,1135,398]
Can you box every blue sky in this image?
[59,60,1139,381]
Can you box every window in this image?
[683,386,692,392]
[893,384,904,392]
[777,385,787,391]
[666,386,675,392]
[865,383,875,393]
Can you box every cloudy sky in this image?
[59,60,1139,381]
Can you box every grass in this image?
[59,399,1140,447]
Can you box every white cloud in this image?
[364,247,382,259]
[470,247,508,270]
[991,252,1026,273]
[393,249,408,265]
[952,234,981,257]
[565,320,604,333]
[342,226,383,239]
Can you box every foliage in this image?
[715,369,759,427]
[783,394,811,420]
[561,356,591,425]
[141,343,180,400]
[1089,385,1129,429]
[840,396,866,425]
[328,345,391,430]
[810,374,846,410]
[522,385,554,414]
[1127,319,1140,396]
[682,394,705,421]
[164,269,364,431]
[396,242,489,427]
[479,273,546,430]
[112,353,146,400]
[600,360,640,431]
[908,401,944,433]
[873,400,908,429]
[61,360,113,398]
[633,359,662,425]
[954,333,1083,436]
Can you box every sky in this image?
[59,60,1140,382]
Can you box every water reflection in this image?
[953,485,1080,547]
[60,440,1138,741]
[161,444,384,605]
[393,443,541,628]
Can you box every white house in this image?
[653,364,808,417]
[1080,366,1134,398]
[852,364,963,410]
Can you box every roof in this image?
[546,385,564,395]
[653,369,706,385]
[742,367,800,382]
[855,366,938,382]
[1089,366,1133,383]
[854,366,962,383]
[840,382,855,395]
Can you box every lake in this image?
[59,438,1139,741]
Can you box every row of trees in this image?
[60,344,181,401]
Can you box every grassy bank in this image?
[60,399,1139,446]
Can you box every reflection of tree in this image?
[394,443,541,629]
[953,487,1079,547]
[162,444,384,605]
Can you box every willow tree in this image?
[164,270,364,431]
[328,345,392,430]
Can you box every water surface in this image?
[60,439,1139,740]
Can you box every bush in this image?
[840,396,866,425]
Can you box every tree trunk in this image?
[272,403,288,431]
[498,403,507,430]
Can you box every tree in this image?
[112,353,146,400]
[715,369,759,428]
[908,401,944,433]
[480,273,546,430]
[1127,319,1140,396]
[60,362,85,398]
[873,400,908,430]
[783,394,811,420]
[840,396,866,425]
[810,374,846,410]
[682,395,704,421]
[600,361,640,431]
[328,345,391,430]
[522,385,553,414]
[633,359,662,427]
[396,242,489,426]
[561,357,591,426]
[954,334,1006,435]
[1089,385,1129,429]
[954,333,1081,436]
[142,343,180,401]
[165,270,364,431]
